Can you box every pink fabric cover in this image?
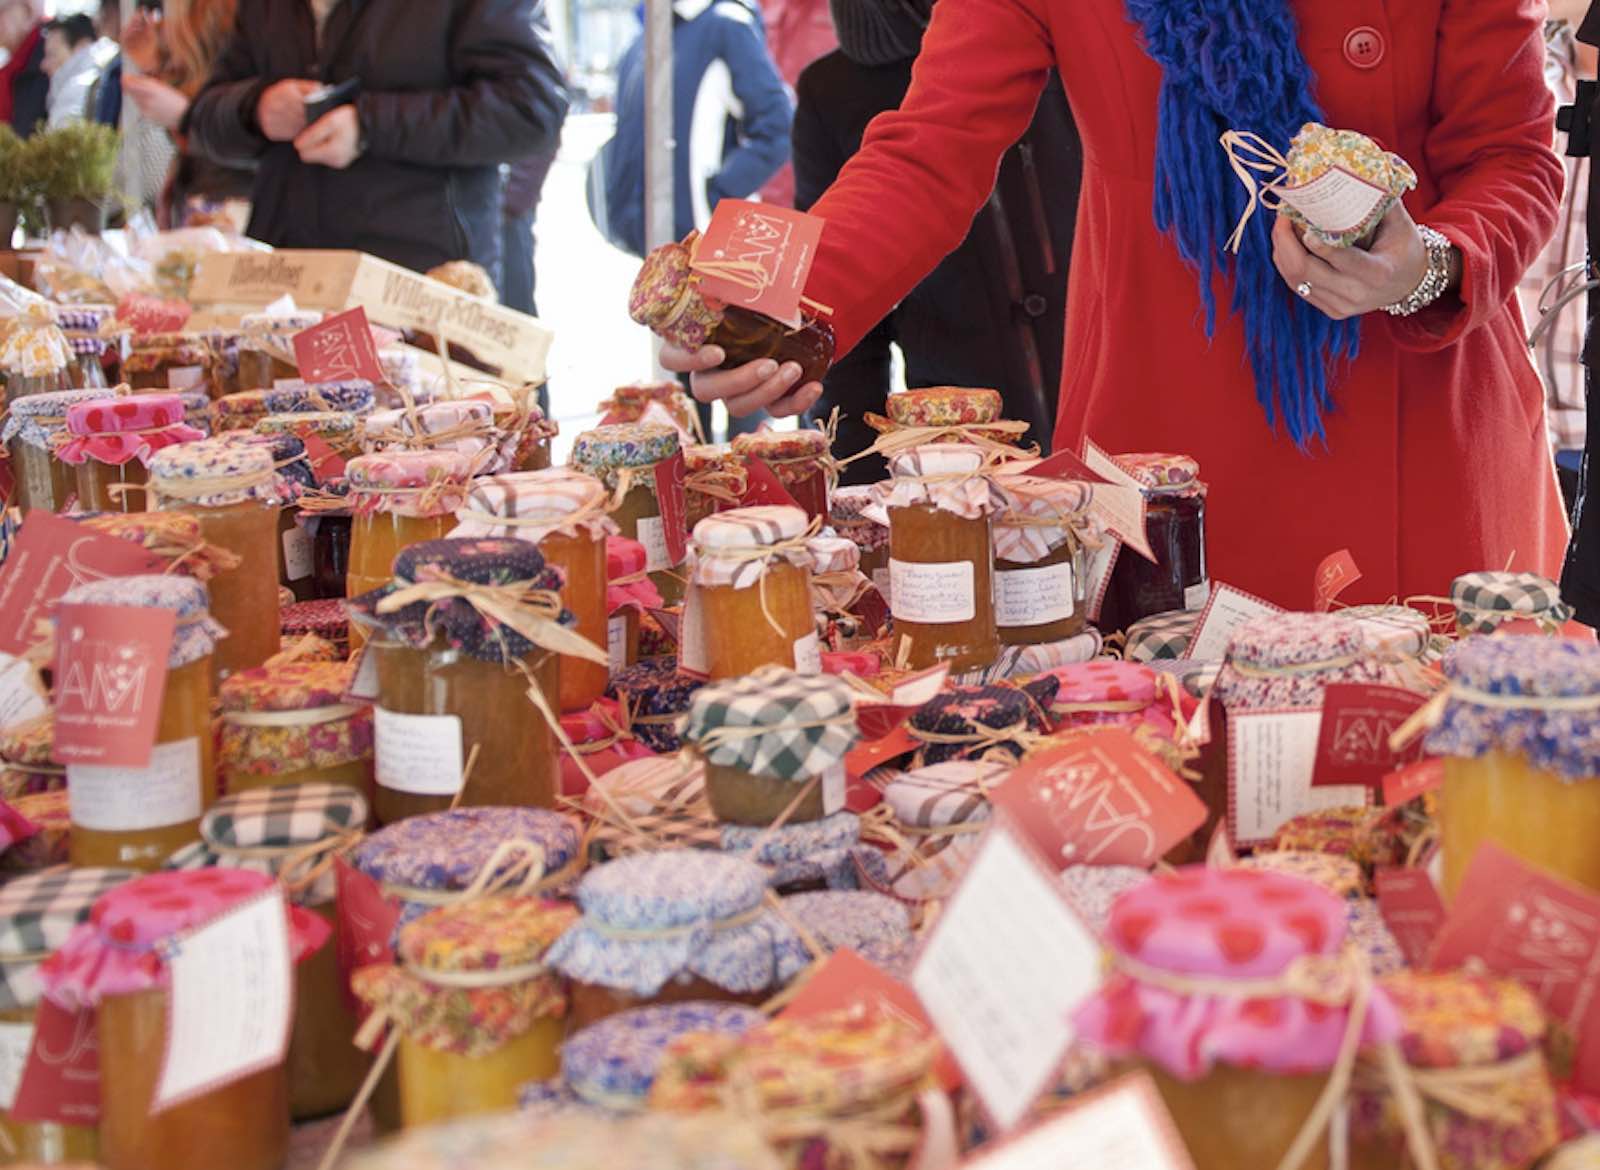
[560,698,656,797]
[1040,659,1178,739]
[606,536,663,614]
[55,394,206,466]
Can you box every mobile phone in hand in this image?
[304,77,361,124]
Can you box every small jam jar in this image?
[219,661,373,794]
[691,505,819,679]
[149,438,284,681]
[122,333,213,393]
[606,536,663,675]
[731,427,833,522]
[561,1001,765,1111]
[60,575,223,870]
[1,388,107,513]
[683,443,745,531]
[1449,571,1572,636]
[0,305,73,400]
[56,393,206,513]
[598,380,704,440]
[991,473,1095,647]
[682,666,858,825]
[1097,453,1209,633]
[344,450,474,605]
[235,311,322,391]
[570,422,688,605]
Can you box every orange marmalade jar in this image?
[60,575,223,871]
[56,393,206,514]
[0,388,108,514]
[690,505,820,680]
[989,473,1097,647]
[570,423,688,605]
[344,450,475,603]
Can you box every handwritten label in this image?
[0,652,47,730]
[995,561,1075,627]
[1083,441,1153,562]
[636,516,671,574]
[1310,684,1427,788]
[52,605,176,769]
[959,1073,1197,1170]
[1275,167,1389,237]
[0,1021,33,1109]
[607,615,629,673]
[693,200,826,327]
[793,631,822,675]
[9,1000,99,1125]
[1228,710,1367,846]
[67,737,202,831]
[890,559,975,624]
[1382,758,1445,807]
[1375,867,1445,969]
[291,305,385,384]
[374,709,463,796]
[281,525,313,583]
[1183,581,1284,662]
[1313,549,1362,613]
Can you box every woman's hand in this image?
[1270,202,1434,320]
[121,74,189,132]
[659,343,824,419]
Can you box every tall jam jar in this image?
[570,422,688,605]
[0,304,73,400]
[0,388,107,513]
[690,505,821,679]
[990,473,1096,647]
[1097,453,1208,633]
[56,393,206,514]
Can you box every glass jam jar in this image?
[67,336,109,389]
[606,536,661,675]
[0,304,73,401]
[350,538,594,823]
[629,237,835,386]
[991,473,1096,647]
[60,575,223,871]
[691,505,819,679]
[683,443,745,531]
[0,865,135,1164]
[57,393,206,514]
[831,486,891,605]
[731,428,833,523]
[38,869,329,1170]
[452,469,617,712]
[122,333,213,393]
[1,388,107,514]
[570,423,688,605]
[598,380,704,442]
[235,311,322,391]
[1425,637,1600,898]
[219,661,374,795]
[1449,571,1572,637]
[352,896,576,1127]
[1098,453,1209,634]
[214,390,270,433]
[343,450,474,604]
[683,666,857,825]
[885,444,1001,672]
[149,439,284,682]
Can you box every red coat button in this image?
[1343,27,1385,69]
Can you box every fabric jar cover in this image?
[147,436,279,508]
[451,468,618,544]
[1342,603,1435,662]
[1272,805,1409,870]
[606,659,705,753]
[50,304,115,332]
[690,505,812,590]
[559,698,656,797]
[729,428,830,497]
[991,473,1097,563]
[808,536,860,576]
[884,759,1008,830]
[886,386,1003,428]
[363,401,495,459]
[0,304,71,377]
[831,486,889,554]
[351,895,576,1058]
[58,574,224,669]
[1,388,112,450]
[562,1001,766,1110]
[343,449,474,517]
[1125,609,1200,663]
[1424,636,1600,782]
[1236,851,1365,898]
[1060,865,1150,935]
[883,442,1006,519]
[0,791,70,875]
[218,660,373,782]
[607,536,663,615]
[1073,866,1400,1079]
[56,393,207,467]
[0,866,136,1011]
[720,810,871,890]
[778,890,914,971]
[682,666,859,782]
[214,390,270,432]
[141,386,215,436]
[1450,571,1573,635]
[1345,899,1406,977]
[1115,452,1206,497]
[908,683,1053,767]
[121,333,212,377]
[545,849,806,997]
[40,869,330,1009]
[264,380,375,416]
[68,335,108,358]
[239,310,324,336]
[1212,612,1388,712]
[1040,659,1177,739]
[165,781,368,905]
[627,240,724,352]
[225,430,315,501]
[570,422,682,492]
[79,510,242,581]
[1279,123,1417,248]
[257,409,363,449]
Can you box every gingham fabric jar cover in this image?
[1450,571,1573,635]
[883,443,1005,518]
[1124,609,1200,663]
[681,666,859,782]
[779,890,914,970]
[451,469,617,544]
[690,505,817,590]
[606,536,663,615]
[991,474,1097,563]
[58,574,225,669]
[1,388,111,450]
[363,400,495,455]
[606,660,705,753]
[0,866,136,1011]
[56,393,206,466]
[148,437,279,507]
[561,1001,766,1108]
[1342,603,1436,663]
[883,759,1008,829]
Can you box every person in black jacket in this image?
[185,0,567,277]
[0,0,48,137]
[793,0,1080,480]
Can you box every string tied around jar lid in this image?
[683,231,836,321]
[1387,679,1600,756]
[905,716,1053,764]
[685,457,749,505]
[845,416,1036,467]
[690,513,823,640]
[451,491,613,540]
[1349,1047,1548,1130]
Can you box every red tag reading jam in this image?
[291,306,386,385]
[692,200,825,328]
[51,604,175,769]
[1375,867,1446,969]
[991,729,1208,869]
[1310,684,1429,789]
[1313,549,1362,613]
[652,448,689,567]
[738,456,802,511]
[1382,758,1445,807]
[334,857,400,1015]
[296,431,346,486]
[0,512,165,657]
[9,999,99,1125]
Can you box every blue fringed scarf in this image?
[1125,0,1360,445]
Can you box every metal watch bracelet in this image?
[1383,225,1454,317]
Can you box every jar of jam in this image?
[0,304,73,400]
[571,423,688,605]
[561,1002,765,1112]
[885,444,1002,672]
[235,312,322,391]
[1,388,107,513]
[313,511,355,598]
[149,439,284,682]
[38,870,330,1170]
[352,895,576,1127]
[605,660,706,753]
[598,381,704,442]
[344,450,474,607]
[219,661,374,794]
[56,393,206,513]
[991,473,1096,647]
[59,575,224,870]
[0,866,135,1164]
[1425,637,1600,898]
[606,536,663,675]
[214,390,270,433]
[683,666,858,825]
[629,237,836,386]
[545,849,807,1029]
[452,469,618,711]
[363,401,496,465]
[731,428,834,522]
[1449,571,1572,636]
[122,333,213,393]
[831,486,891,605]
[683,443,746,531]
[349,538,594,823]
[1097,453,1209,634]
[67,336,109,389]
[690,505,820,679]
[263,378,376,417]
[883,759,1007,885]
[164,783,372,1121]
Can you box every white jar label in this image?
[821,761,846,816]
[1275,168,1388,236]
[678,586,708,676]
[890,559,975,624]
[375,708,464,796]
[68,737,203,831]
[1184,579,1212,612]
[994,561,1075,627]
[793,631,822,674]
[607,614,629,673]
[281,525,314,582]
[636,516,671,572]
[0,1020,33,1110]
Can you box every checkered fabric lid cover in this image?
[0,866,136,1010]
[1125,609,1199,662]
[884,759,1006,828]
[682,666,859,781]
[1450,571,1573,633]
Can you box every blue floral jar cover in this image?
[561,1001,766,1107]
[779,890,913,971]
[264,379,375,415]
[1,388,111,449]
[58,574,224,669]
[721,811,883,891]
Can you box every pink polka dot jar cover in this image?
[55,393,206,467]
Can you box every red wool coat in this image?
[805,0,1568,610]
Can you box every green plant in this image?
[0,125,30,205]
[26,122,120,203]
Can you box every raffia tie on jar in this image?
[851,387,1035,466]
[689,507,830,640]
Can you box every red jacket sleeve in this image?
[804,0,1054,358]
[1389,0,1564,350]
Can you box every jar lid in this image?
[1236,851,1364,898]
[220,430,312,498]
[1450,570,1573,633]
[683,666,858,782]
[606,660,707,753]
[64,392,198,443]
[398,894,578,976]
[149,436,278,506]
[353,807,583,893]
[685,443,733,471]
[884,759,1006,828]
[730,428,829,460]
[0,387,115,447]
[608,380,689,408]
[692,505,808,550]
[0,866,136,1010]
[562,1001,766,1107]
[909,684,1047,766]
[257,410,362,439]
[214,390,269,422]
[346,448,475,489]
[628,241,721,351]
[886,387,1002,427]
[281,598,351,638]
[452,469,613,542]
[365,399,493,438]
[58,574,224,669]
[198,781,367,851]
[581,850,768,929]
[240,311,323,332]
[265,380,376,415]
[1124,609,1199,663]
[807,535,858,575]
[829,485,879,524]
[571,422,682,475]
[219,660,356,713]
[778,890,913,969]
[994,473,1094,521]
[1379,971,1547,1070]
[721,810,862,886]
[51,304,115,331]
[0,712,52,766]
[1214,612,1386,710]
[1115,452,1202,493]
[888,442,985,479]
[1045,660,1160,707]
[1340,604,1432,661]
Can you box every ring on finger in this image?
[1295,281,1313,299]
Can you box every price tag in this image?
[1082,441,1153,562]
[281,525,314,583]
[1182,581,1283,662]
[1375,867,1445,968]
[692,200,826,328]
[291,306,386,384]
[1274,167,1389,237]
[52,604,176,769]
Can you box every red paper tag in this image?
[116,292,191,336]
[1313,549,1362,612]
[1310,684,1428,789]
[51,604,175,769]
[1027,448,1110,485]
[0,512,166,657]
[8,999,99,1125]
[334,857,400,1014]
[652,448,689,567]
[291,306,386,385]
[738,456,803,511]
[846,726,916,781]
[1382,758,1445,807]
[991,729,1208,869]
[1375,867,1446,968]
[692,200,825,327]
[853,665,947,741]
[296,431,346,485]
[849,583,891,642]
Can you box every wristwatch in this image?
[1383,225,1455,317]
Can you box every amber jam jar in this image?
[0,866,134,1164]
[1098,453,1208,634]
[1,388,107,513]
[451,469,617,712]
[629,236,836,386]
[885,444,1000,672]
[219,660,373,795]
[149,439,282,683]
[60,575,222,871]
[732,428,833,523]
[683,443,746,531]
[56,392,206,514]
[690,506,820,680]
[350,538,599,824]
[570,422,688,605]
[990,473,1096,647]
[122,333,213,393]
[39,870,328,1170]
[235,311,322,391]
